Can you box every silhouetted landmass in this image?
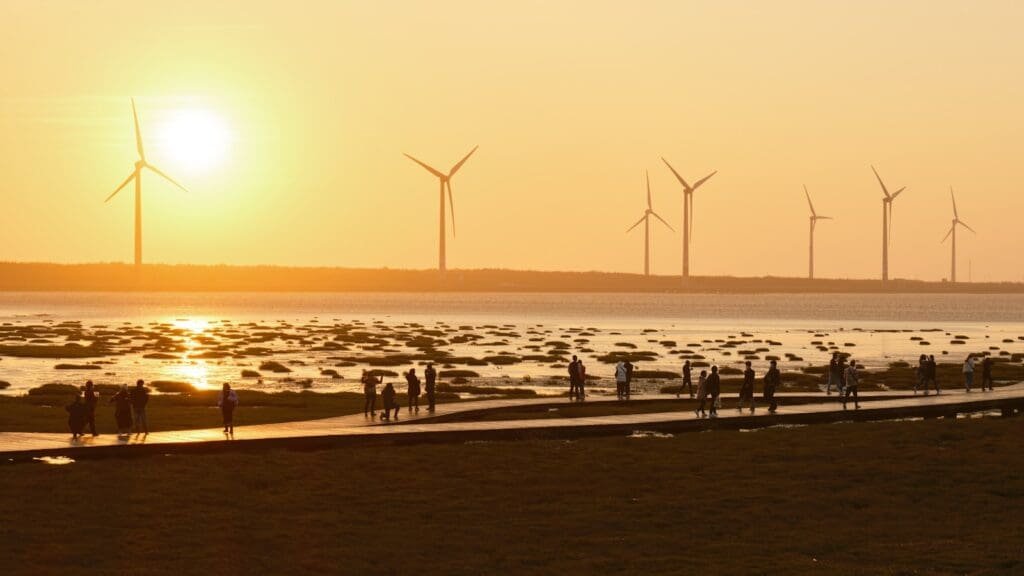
[0,262,1022,293]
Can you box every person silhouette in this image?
[83,380,99,437]
[706,365,721,418]
[405,368,421,412]
[424,363,437,411]
[66,394,86,439]
[131,379,149,434]
[826,352,841,395]
[916,354,928,395]
[568,355,581,400]
[682,360,693,398]
[764,360,781,414]
[739,361,756,413]
[928,355,939,394]
[362,370,381,417]
[981,356,994,391]
[962,354,975,392]
[695,369,709,418]
[843,360,860,410]
[219,383,238,434]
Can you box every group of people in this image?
[568,355,588,401]
[957,354,994,393]
[825,353,863,409]
[361,363,437,420]
[689,359,785,417]
[65,380,240,438]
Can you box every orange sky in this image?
[1,0,1022,281]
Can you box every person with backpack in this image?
[682,360,694,398]
[424,363,437,412]
[981,356,994,391]
[764,359,781,414]
[405,368,421,413]
[843,360,861,410]
[219,383,239,434]
[615,361,628,400]
[66,394,87,439]
[738,360,756,413]
[130,379,149,434]
[83,380,99,437]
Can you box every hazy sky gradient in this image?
[2,0,1022,281]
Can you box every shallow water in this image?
[0,292,1022,396]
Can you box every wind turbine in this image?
[871,166,906,282]
[941,187,975,283]
[804,185,832,280]
[105,98,190,267]
[661,157,716,279]
[626,171,674,276]
[403,146,478,272]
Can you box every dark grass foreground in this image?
[2,418,1023,575]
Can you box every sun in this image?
[155,108,232,175]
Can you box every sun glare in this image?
[156,108,232,175]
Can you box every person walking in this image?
[424,363,437,412]
[826,353,841,395]
[83,380,99,437]
[928,355,940,394]
[694,369,709,418]
[66,394,86,440]
[568,355,581,401]
[130,379,149,434]
[835,354,847,399]
[764,359,781,414]
[405,368,421,413]
[963,354,975,392]
[706,366,721,418]
[843,360,861,409]
[109,384,133,437]
[682,360,694,398]
[915,354,928,395]
[362,370,381,417]
[981,356,994,391]
[615,361,628,400]
[624,359,634,400]
[738,361,756,413]
[576,360,587,401]
[219,383,238,434]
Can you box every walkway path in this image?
[3,385,1023,461]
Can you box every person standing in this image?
[928,355,940,394]
[981,356,994,391]
[130,379,149,434]
[109,384,133,437]
[66,394,86,439]
[576,360,587,401]
[624,359,634,400]
[615,361,627,400]
[826,353,841,396]
[706,366,721,418]
[915,354,928,395]
[83,380,99,437]
[424,363,437,412]
[405,368,421,413]
[764,359,781,414]
[835,354,847,399]
[219,383,238,434]
[682,360,694,398]
[568,355,581,401]
[843,360,861,410]
[738,361,756,413]
[962,354,975,392]
[694,369,709,418]
[362,370,380,417]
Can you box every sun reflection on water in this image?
[167,318,215,390]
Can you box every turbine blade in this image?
[131,98,145,161]
[959,220,976,234]
[804,185,816,216]
[446,180,456,238]
[448,145,478,177]
[646,170,652,210]
[941,226,953,243]
[626,214,646,233]
[871,165,890,198]
[105,169,137,202]
[816,215,833,220]
[403,153,445,178]
[145,164,190,193]
[690,170,717,191]
[950,187,959,219]
[652,211,675,232]
[890,187,905,201]
[660,157,691,190]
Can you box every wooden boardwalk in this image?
[3,385,1023,462]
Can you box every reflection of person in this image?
[424,363,437,411]
[131,379,149,434]
[219,383,239,434]
[66,394,86,439]
[83,380,99,437]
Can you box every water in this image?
[1,292,1022,396]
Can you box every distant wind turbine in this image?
[661,157,716,280]
[871,166,906,282]
[804,185,832,280]
[941,187,975,283]
[626,171,674,276]
[105,98,190,267]
[404,146,478,272]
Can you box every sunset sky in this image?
[1,0,1022,281]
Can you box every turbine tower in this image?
[804,185,832,280]
[871,166,906,282]
[105,98,190,267]
[942,187,975,283]
[404,146,478,272]
[661,157,716,280]
[626,171,674,276]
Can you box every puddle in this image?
[739,424,808,433]
[629,430,673,438]
[32,456,75,465]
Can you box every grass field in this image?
[2,416,1022,575]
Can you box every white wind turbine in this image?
[105,98,190,267]
[660,157,716,280]
[626,170,674,276]
[871,165,906,282]
[942,187,975,283]
[404,146,478,272]
[804,185,832,280]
